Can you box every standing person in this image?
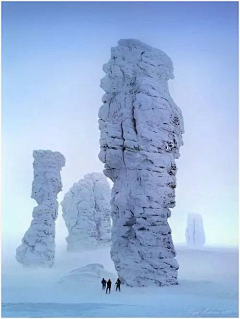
[115,278,121,292]
[101,278,106,290]
[106,279,112,294]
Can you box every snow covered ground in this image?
[2,245,238,317]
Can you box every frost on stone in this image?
[186,213,205,248]
[98,39,184,287]
[61,172,111,251]
[59,263,115,286]
[16,150,65,268]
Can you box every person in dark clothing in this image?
[101,278,106,290]
[115,278,121,292]
[106,279,112,294]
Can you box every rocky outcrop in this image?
[16,150,65,267]
[186,213,205,248]
[61,172,111,251]
[98,39,184,286]
[59,264,115,287]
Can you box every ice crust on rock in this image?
[98,39,184,286]
[16,150,65,268]
[59,263,115,286]
[61,172,111,251]
[186,213,205,248]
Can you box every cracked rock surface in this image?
[61,172,111,251]
[16,150,65,267]
[98,39,184,286]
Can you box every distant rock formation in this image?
[186,213,205,248]
[98,39,184,286]
[16,150,65,267]
[61,172,111,251]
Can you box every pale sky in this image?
[2,1,238,255]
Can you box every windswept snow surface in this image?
[2,245,238,317]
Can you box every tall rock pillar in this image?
[16,150,65,267]
[98,39,184,286]
[61,172,111,251]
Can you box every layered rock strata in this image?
[98,39,184,286]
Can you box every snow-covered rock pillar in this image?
[98,39,184,286]
[16,150,65,267]
[61,172,111,251]
[84,173,112,243]
[186,213,205,248]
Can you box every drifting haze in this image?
[2,2,238,261]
